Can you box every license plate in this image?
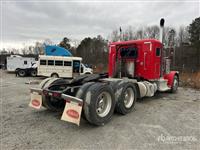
[29,92,42,109]
[61,94,83,126]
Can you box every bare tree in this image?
[21,48,27,55]
[34,42,44,54]
[59,37,71,50]
[177,26,189,46]
[144,25,159,39]
[123,26,136,40]
[111,30,119,42]
[43,38,53,45]
[136,28,144,39]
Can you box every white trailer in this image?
[7,55,36,71]
[6,55,37,77]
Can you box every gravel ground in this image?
[0,70,200,150]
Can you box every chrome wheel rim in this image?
[96,92,112,117]
[124,87,134,108]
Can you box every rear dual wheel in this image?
[39,78,136,125]
[83,83,115,126]
[115,82,137,115]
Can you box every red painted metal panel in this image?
[164,71,178,87]
[108,39,162,80]
[108,45,116,77]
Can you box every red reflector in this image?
[52,92,61,97]
[66,109,79,119]
[32,99,40,107]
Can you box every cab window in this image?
[156,48,161,56]
[120,47,138,58]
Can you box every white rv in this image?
[6,55,37,77]
[6,55,36,72]
[37,55,93,78]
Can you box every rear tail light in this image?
[52,92,61,97]
[43,90,61,97]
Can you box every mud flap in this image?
[29,88,42,109]
[61,94,83,126]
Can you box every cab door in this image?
[143,42,152,72]
[155,47,161,77]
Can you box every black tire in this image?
[18,69,26,77]
[51,73,59,78]
[30,69,37,77]
[85,72,91,74]
[82,74,101,83]
[109,80,122,92]
[75,82,95,118]
[39,78,52,89]
[115,82,137,115]
[49,78,69,86]
[170,75,179,93]
[84,83,115,126]
[75,82,95,100]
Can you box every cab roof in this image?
[110,39,162,46]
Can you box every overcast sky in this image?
[0,0,199,49]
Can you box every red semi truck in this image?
[29,19,179,126]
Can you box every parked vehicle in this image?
[37,55,93,78]
[6,55,37,77]
[29,19,179,126]
[81,63,93,74]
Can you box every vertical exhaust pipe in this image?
[159,18,165,43]
[159,18,165,76]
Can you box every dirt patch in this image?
[1,70,200,150]
[180,71,200,89]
